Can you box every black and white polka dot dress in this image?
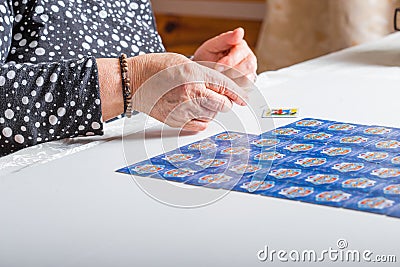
[0,0,165,157]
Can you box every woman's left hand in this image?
[193,28,257,82]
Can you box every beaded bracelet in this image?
[119,53,133,118]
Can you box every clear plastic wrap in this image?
[0,114,160,176]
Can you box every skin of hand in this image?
[193,28,258,82]
[97,53,248,131]
[129,53,248,131]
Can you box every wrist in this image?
[127,55,144,97]
[96,58,124,121]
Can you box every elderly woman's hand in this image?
[128,53,248,131]
[193,28,258,82]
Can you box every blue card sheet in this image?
[117,119,400,219]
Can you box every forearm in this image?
[0,57,103,157]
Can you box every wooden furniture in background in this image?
[152,0,266,56]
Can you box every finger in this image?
[218,53,257,88]
[197,90,233,113]
[201,66,249,106]
[218,64,245,80]
[164,94,218,127]
[182,120,209,132]
[217,40,250,68]
[231,53,258,77]
[246,73,257,83]
[196,110,218,122]
[188,104,218,122]
[231,74,257,90]
[205,80,248,106]
[205,27,245,52]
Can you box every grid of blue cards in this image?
[117,118,400,218]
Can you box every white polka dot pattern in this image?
[0,57,102,156]
[0,0,165,156]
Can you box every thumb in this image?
[208,27,245,52]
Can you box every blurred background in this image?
[152,0,400,72]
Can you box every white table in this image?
[2,33,400,267]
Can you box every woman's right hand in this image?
[128,53,248,131]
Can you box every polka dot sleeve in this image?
[0,0,166,157]
[0,58,103,157]
[0,0,12,62]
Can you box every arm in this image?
[0,1,106,156]
[1,52,247,157]
[0,58,104,157]
[0,2,247,156]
